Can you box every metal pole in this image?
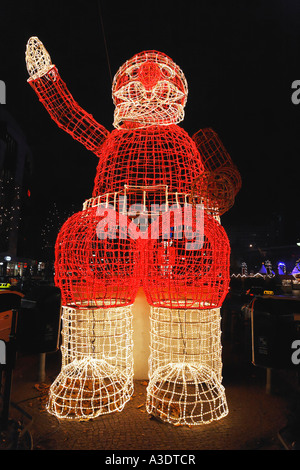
[266,367,272,394]
[1,309,18,431]
[38,353,46,383]
[1,367,13,430]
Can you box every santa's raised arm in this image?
[25,37,109,154]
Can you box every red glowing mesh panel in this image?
[191,128,242,215]
[28,66,109,153]
[92,125,204,198]
[54,204,230,310]
[28,66,203,200]
[27,52,236,310]
[143,208,230,309]
[54,206,141,308]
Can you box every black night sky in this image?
[1,0,300,260]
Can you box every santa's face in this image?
[112,51,188,129]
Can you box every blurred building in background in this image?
[0,106,33,279]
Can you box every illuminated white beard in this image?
[113,101,185,129]
[112,80,186,129]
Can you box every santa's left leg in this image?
[143,209,230,425]
[47,206,140,419]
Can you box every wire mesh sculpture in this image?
[25,37,241,424]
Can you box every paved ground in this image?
[3,337,299,452]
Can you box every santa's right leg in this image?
[47,206,140,419]
[143,209,230,426]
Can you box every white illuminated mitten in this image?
[25,37,53,79]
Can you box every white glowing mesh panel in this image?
[47,305,133,419]
[146,307,227,425]
[25,37,53,80]
[148,307,223,379]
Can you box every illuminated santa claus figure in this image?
[25,37,241,424]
